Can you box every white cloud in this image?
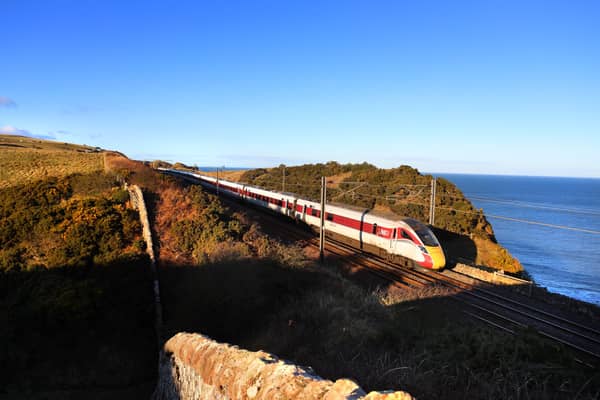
[0,97,17,108]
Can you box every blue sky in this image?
[1,0,599,177]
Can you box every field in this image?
[0,134,104,188]
[196,169,248,181]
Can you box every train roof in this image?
[327,201,409,222]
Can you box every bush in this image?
[111,188,130,204]
[0,174,144,270]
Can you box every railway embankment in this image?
[154,332,413,400]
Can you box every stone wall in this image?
[453,263,531,286]
[154,333,413,400]
[128,184,156,263]
[127,184,163,343]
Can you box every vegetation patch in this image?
[0,175,142,271]
[0,171,156,397]
[153,177,308,268]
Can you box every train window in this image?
[311,209,318,217]
[405,218,440,246]
[401,230,411,240]
[326,213,334,221]
[372,223,377,234]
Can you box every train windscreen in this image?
[405,219,440,246]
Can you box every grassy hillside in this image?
[0,140,156,397]
[0,134,104,189]
[238,162,522,273]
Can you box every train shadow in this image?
[432,227,478,268]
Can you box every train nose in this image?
[425,246,446,269]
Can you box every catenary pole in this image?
[429,177,436,225]
[319,176,326,262]
[433,178,436,225]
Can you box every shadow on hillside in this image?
[159,259,328,344]
[433,227,477,267]
[157,258,581,400]
[0,257,157,399]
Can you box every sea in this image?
[434,173,600,306]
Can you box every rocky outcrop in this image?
[154,333,413,400]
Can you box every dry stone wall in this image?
[127,184,163,343]
[127,184,156,263]
[154,332,413,400]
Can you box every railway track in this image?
[325,236,600,364]
[262,211,600,365]
[247,206,600,364]
[167,170,600,366]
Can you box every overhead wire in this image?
[466,195,600,217]
[435,193,600,217]
[434,206,600,235]
[229,175,600,235]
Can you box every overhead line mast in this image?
[429,177,437,226]
[319,176,326,263]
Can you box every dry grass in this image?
[200,169,248,182]
[0,135,104,188]
[376,284,455,306]
[153,182,200,265]
[326,172,352,188]
[104,151,141,173]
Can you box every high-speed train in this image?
[160,168,446,270]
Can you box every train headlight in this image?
[419,246,428,254]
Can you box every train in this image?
[160,168,446,270]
